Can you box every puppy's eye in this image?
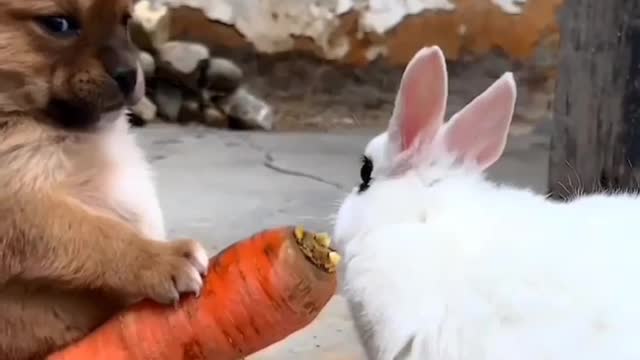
[35,16,81,38]
[358,155,373,193]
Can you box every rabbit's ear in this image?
[387,46,447,159]
[442,72,517,170]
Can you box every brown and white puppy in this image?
[0,0,209,358]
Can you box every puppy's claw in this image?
[294,226,305,241]
[314,232,331,248]
[191,246,209,276]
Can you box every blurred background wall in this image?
[132,0,563,132]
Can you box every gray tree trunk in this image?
[548,0,640,199]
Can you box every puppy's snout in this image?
[110,68,137,97]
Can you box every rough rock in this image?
[130,0,170,53]
[176,96,203,124]
[153,82,183,122]
[205,57,244,95]
[202,105,229,127]
[217,87,274,131]
[130,96,158,125]
[138,51,156,78]
[156,41,210,91]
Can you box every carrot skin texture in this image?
[48,227,338,360]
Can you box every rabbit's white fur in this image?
[333,46,640,360]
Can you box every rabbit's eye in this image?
[358,155,373,193]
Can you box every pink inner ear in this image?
[388,46,448,158]
[444,72,517,170]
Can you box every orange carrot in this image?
[48,226,340,360]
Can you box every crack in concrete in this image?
[235,135,346,190]
[263,152,345,190]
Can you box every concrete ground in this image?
[133,122,552,359]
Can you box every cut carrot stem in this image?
[48,226,339,360]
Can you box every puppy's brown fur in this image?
[0,1,208,359]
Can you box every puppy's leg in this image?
[0,191,208,304]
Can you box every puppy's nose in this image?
[111,68,137,97]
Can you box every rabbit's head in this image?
[333,46,517,249]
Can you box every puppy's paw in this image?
[137,239,209,305]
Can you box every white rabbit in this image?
[332,46,640,360]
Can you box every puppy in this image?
[0,0,209,358]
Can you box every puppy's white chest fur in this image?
[100,113,166,241]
